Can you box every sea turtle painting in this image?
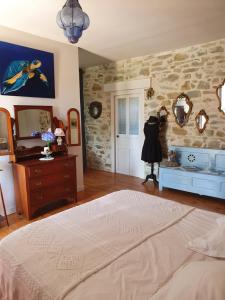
[1,60,48,95]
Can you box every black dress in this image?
[141,116,162,163]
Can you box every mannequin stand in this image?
[142,163,158,185]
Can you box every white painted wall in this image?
[0,25,84,215]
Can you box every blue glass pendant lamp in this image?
[56,0,90,44]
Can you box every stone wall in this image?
[83,39,225,171]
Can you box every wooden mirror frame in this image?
[67,108,81,146]
[216,78,225,114]
[195,109,209,134]
[89,101,102,119]
[14,105,54,140]
[172,93,193,128]
[0,107,14,156]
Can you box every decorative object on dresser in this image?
[0,169,9,227]
[172,93,193,128]
[67,108,81,146]
[195,110,209,134]
[88,101,102,119]
[0,107,14,156]
[54,128,65,146]
[40,130,55,160]
[14,155,77,220]
[52,116,68,154]
[159,146,225,200]
[165,150,180,167]
[216,78,225,114]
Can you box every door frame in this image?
[104,79,149,174]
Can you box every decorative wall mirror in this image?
[216,79,225,114]
[0,107,14,156]
[195,110,209,134]
[67,108,81,146]
[14,105,53,140]
[172,93,193,128]
[89,101,102,119]
[158,106,169,118]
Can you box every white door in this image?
[115,93,144,178]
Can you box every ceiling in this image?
[0,0,225,67]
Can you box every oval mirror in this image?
[172,93,193,128]
[0,107,14,156]
[195,110,209,134]
[67,108,81,146]
[216,79,225,114]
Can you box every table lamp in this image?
[54,128,65,146]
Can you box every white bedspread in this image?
[0,190,221,300]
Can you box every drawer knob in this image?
[64,174,70,179]
[34,169,42,174]
[34,194,43,200]
[35,181,42,187]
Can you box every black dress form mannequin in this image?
[141,116,162,185]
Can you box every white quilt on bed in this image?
[0,190,221,300]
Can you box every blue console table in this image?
[159,146,225,200]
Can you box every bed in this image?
[0,190,224,300]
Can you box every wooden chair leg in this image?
[0,184,9,227]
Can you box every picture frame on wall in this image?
[0,41,55,99]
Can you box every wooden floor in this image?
[1,169,225,239]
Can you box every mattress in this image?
[0,190,222,300]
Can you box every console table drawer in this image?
[193,178,218,191]
[161,173,192,186]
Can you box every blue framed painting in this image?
[0,41,55,98]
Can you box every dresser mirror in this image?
[14,105,53,140]
[67,108,81,146]
[172,93,193,128]
[0,107,14,156]
[195,109,209,134]
[216,79,225,114]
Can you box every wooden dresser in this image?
[13,155,77,220]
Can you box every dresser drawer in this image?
[29,171,75,191]
[30,183,75,206]
[28,158,75,178]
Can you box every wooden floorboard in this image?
[1,169,225,239]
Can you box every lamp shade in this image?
[54,128,65,137]
[56,0,90,44]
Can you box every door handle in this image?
[116,135,119,138]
